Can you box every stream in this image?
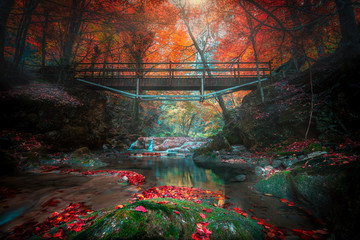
[0,152,322,239]
[106,153,321,237]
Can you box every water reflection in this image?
[116,155,224,192]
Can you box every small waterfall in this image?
[147,139,154,152]
[166,141,193,153]
[128,140,138,150]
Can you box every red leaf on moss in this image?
[43,233,52,238]
[73,226,83,232]
[200,213,206,219]
[174,211,180,215]
[202,208,212,213]
[135,206,147,213]
[53,228,63,238]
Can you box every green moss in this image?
[254,161,360,222]
[254,172,291,198]
[303,143,325,153]
[73,147,91,157]
[70,199,264,240]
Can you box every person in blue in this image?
[148,139,154,152]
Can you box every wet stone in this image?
[271,160,282,169]
[255,166,263,175]
[232,174,247,182]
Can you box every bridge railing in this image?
[75,61,272,80]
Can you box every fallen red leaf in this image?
[53,228,63,239]
[135,206,147,213]
[202,208,212,213]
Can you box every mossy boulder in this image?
[73,147,91,157]
[193,132,232,157]
[70,199,264,240]
[254,160,360,239]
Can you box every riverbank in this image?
[193,137,360,239]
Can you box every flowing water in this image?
[0,153,322,238]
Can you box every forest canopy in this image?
[1,0,359,136]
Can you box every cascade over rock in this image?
[128,137,208,152]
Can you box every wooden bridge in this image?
[75,61,272,101]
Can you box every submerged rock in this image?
[70,199,264,240]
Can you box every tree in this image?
[40,5,49,68]
[174,0,230,123]
[12,0,39,71]
[334,0,360,58]
[243,4,264,103]
[58,0,88,82]
[0,0,15,70]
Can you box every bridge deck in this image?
[74,62,272,100]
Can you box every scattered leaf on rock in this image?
[135,206,147,213]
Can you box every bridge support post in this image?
[136,78,140,97]
[200,77,204,102]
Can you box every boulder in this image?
[72,147,90,157]
[70,199,264,240]
[254,160,360,239]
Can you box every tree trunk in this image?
[12,0,39,71]
[287,0,306,72]
[41,10,49,68]
[181,14,230,122]
[0,0,14,70]
[59,0,85,83]
[303,0,326,58]
[335,0,360,57]
[246,14,264,103]
[185,114,196,136]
